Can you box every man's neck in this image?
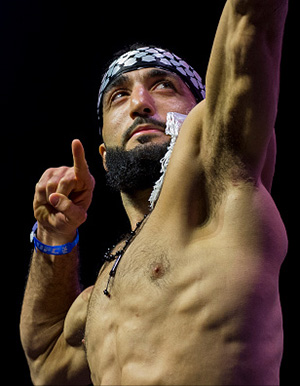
[121,189,152,230]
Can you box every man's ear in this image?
[99,143,108,171]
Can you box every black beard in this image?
[105,142,170,193]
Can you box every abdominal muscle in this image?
[85,186,286,385]
[86,247,283,382]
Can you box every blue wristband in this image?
[30,222,79,255]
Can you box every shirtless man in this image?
[20,1,288,385]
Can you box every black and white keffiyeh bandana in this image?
[97,46,205,130]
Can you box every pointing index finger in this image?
[72,139,89,179]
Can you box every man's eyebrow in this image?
[144,68,178,80]
[103,73,130,100]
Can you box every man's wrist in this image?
[31,222,79,255]
[36,221,77,245]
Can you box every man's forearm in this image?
[20,140,94,384]
[20,245,81,361]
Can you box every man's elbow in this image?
[20,329,60,385]
[23,355,50,386]
[26,356,72,386]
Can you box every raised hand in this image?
[33,139,95,244]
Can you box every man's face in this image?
[100,67,197,151]
[99,67,197,193]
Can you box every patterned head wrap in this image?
[97,46,205,132]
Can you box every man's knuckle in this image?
[60,175,76,190]
[35,180,46,193]
[41,167,55,178]
[58,178,69,189]
[35,181,41,191]
[46,179,58,189]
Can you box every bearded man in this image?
[21,1,288,385]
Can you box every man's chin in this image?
[105,142,170,193]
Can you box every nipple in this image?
[150,263,165,280]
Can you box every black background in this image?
[3,1,295,384]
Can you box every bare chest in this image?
[85,222,282,385]
[85,235,178,383]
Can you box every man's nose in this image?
[129,85,155,119]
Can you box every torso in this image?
[80,4,289,382]
[85,182,287,385]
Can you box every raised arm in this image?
[154,0,288,226]
[20,140,95,385]
[203,0,288,184]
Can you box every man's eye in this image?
[155,81,176,90]
[111,90,128,102]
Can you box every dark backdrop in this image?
[3,1,295,384]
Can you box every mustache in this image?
[122,117,166,148]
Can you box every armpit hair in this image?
[204,128,256,214]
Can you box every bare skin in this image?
[20,1,288,385]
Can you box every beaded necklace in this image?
[103,214,148,297]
